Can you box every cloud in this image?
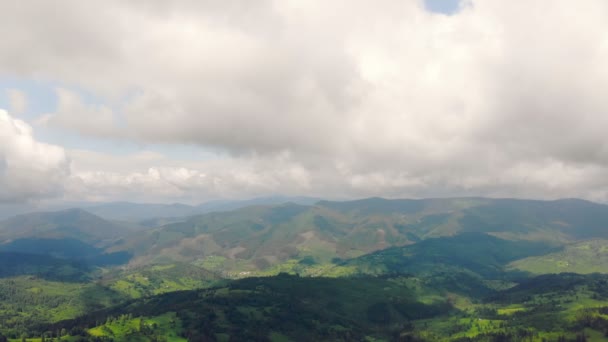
[2,1,608,202]
[0,109,69,202]
[65,149,313,203]
[6,89,27,114]
[62,149,608,204]
[37,88,118,137]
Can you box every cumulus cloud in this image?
[2,0,608,202]
[61,149,608,204]
[65,149,313,203]
[0,109,69,202]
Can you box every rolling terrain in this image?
[508,240,608,275]
[111,197,608,277]
[2,197,608,341]
[0,208,133,247]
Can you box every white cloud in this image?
[60,148,608,204]
[2,1,608,202]
[38,88,118,137]
[6,89,27,114]
[64,149,313,203]
[0,109,69,202]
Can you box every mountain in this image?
[508,239,608,274]
[0,208,132,246]
[0,238,132,268]
[5,197,608,341]
[0,237,105,258]
[83,202,200,222]
[328,233,554,279]
[0,251,90,281]
[114,202,413,272]
[0,203,38,220]
[319,197,608,242]
[83,196,321,222]
[111,197,608,276]
[0,209,136,267]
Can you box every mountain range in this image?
[2,197,608,341]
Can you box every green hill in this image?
[0,276,126,339]
[100,263,223,298]
[35,273,608,342]
[116,202,402,273]
[508,239,608,274]
[5,197,608,341]
[0,251,89,282]
[113,198,608,276]
[46,274,451,341]
[0,208,133,247]
[329,233,553,278]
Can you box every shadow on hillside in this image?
[0,250,132,283]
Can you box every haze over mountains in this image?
[1,196,607,280]
[0,196,320,221]
[3,196,608,270]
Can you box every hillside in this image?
[83,196,320,222]
[320,197,608,241]
[0,276,126,339]
[0,251,89,281]
[37,273,608,342]
[112,198,608,276]
[327,233,554,279]
[45,274,451,341]
[0,208,132,246]
[508,239,608,274]
[100,262,223,298]
[4,197,608,341]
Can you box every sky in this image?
[2,0,608,206]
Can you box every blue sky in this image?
[424,0,461,14]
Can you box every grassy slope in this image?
[0,252,220,338]
[0,276,126,338]
[101,263,223,298]
[509,240,608,274]
[0,208,131,247]
[88,312,186,342]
